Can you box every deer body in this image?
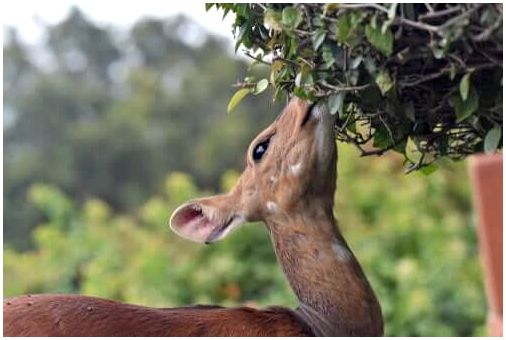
[4,98,383,336]
[4,294,310,336]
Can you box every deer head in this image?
[170,97,337,243]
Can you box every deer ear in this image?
[169,201,245,244]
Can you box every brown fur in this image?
[4,294,313,336]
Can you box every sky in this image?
[2,0,235,45]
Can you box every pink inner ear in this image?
[176,207,203,225]
[170,205,218,243]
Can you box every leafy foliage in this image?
[4,146,485,336]
[210,3,503,172]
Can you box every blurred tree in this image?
[3,10,281,249]
[47,7,120,84]
[3,28,35,97]
[131,15,193,67]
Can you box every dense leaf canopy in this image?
[211,3,503,172]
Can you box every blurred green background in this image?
[4,7,486,336]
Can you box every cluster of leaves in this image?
[5,145,485,335]
[210,3,503,172]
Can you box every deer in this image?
[4,97,383,336]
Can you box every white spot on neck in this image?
[266,201,278,213]
[289,162,303,176]
[331,240,351,262]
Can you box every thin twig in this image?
[232,82,256,89]
[419,6,462,21]
[272,56,298,66]
[395,17,440,33]
[399,67,451,87]
[447,53,467,68]
[300,4,313,31]
[400,62,499,87]
[405,153,427,174]
[297,57,316,69]
[318,81,371,92]
[244,52,271,65]
[336,3,389,14]
[423,3,435,13]
[293,29,312,36]
[378,114,394,144]
[358,136,406,157]
[477,50,502,66]
[472,15,502,42]
[439,5,482,31]
[394,5,482,36]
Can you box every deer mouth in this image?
[169,203,242,244]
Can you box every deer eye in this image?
[252,139,270,162]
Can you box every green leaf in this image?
[349,70,359,86]
[373,128,390,149]
[295,65,312,87]
[270,60,284,85]
[293,86,308,99]
[380,21,388,35]
[459,73,471,101]
[404,102,416,122]
[351,56,363,69]
[305,73,314,87]
[484,125,502,154]
[388,3,398,20]
[449,63,457,80]
[337,14,351,44]
[294,72,302,87]
[375,71,394,95]
[227,88,251,113]
[327,93,345,116]
[370,14,379,29]
[450,87,479,123]
[311,16,323,27]
[364,57,377,74]
[222,7,231,20]
[234,25,249,52]
[282,6,302,28]
[405,137,423,163]
[321,45,335,69]
[312,29,326,50]
[264,9,283,31]
[432,46,445,59]
[419,163,438,176]
[381,4,398,34]
[254,78,269,95]
[365,22,393,56]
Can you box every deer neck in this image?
[266,202,383,336]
